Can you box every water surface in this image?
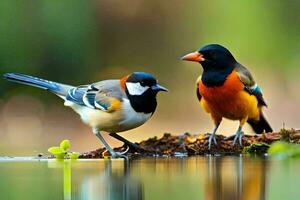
[0,156,299,200]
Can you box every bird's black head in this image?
[182,44,236,70]
[181,44,237,87]
[198,44,237,70]
[123,72,168,114]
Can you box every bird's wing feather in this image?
[235,63,267,106]
[196,75,202,101]
[66,80,125,112]
[66,85,88,105]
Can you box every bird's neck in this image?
[126,91,157,114]
[201,64,235,87]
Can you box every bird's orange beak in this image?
[181,51,205,62]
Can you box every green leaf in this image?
[268,141,300,159]
[69,152,80,159]
[60,140,70,152]
[48,146,65,155]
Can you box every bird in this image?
[181,44,272,149]
[3,72,168,158]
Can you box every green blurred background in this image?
[0,0,299,155]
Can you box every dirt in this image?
[79,129,300,159]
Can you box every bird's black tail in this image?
[3,73,72,96]
[247,113,273,134]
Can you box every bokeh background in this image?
[0,0,299,155]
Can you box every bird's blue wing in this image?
[66,86,88,105]
[66,82,123,112]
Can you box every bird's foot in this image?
[207,133,218,150]
[233,131,244,147]
[108,132,146,153]
[102,150,129,160]
[225,131,244,147]
[111,151,129,160]
[94,131,129,160]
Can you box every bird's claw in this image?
[102,148,129,160]
[232,131,244,147]
[111,152,129,160]
[208,133,218,150]
[108,133,146,153]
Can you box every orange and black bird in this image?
[181,44,272,149]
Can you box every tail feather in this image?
[3,73,72,96]
[247,113,273,134]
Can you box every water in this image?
[0,156,299,200]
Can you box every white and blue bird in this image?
[3,72,168,158]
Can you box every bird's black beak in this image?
[181,51,205,62]
[151,84,168,92]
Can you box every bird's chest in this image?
[198,72,248,118]
[199,72,243,101]
[68,99,151,132]
[118,99,152,131]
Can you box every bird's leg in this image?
[207,115,222,150]
[109,132,146,153]
[208,123,220,150]
[93,129,128,159]
[232,125,244,147]
[225,118,247,147]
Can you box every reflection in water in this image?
[47,159,143,200]
[50,157,268,200]
[64,160,71,200]
[78,160,143,200]
[2,156,293,200]
[205,156,268,200]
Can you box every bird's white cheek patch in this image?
[126,82,149,95]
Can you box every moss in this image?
[279,128,297,142]
[242,143,270,155]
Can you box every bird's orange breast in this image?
[198,71,259,120]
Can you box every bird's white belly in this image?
[64,99,151,133]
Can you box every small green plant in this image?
[243,143,270,155]
[279,128,295,142]
[48,139,80,159]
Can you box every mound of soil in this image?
[79,129,300,159]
